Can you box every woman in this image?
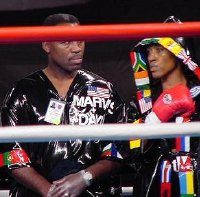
[128,37,200,197]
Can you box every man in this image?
[128,36,200,196]
[0,13,125,197]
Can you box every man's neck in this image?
[44,66,77,80]
[43,67,78,98]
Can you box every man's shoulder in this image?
[17,70,43,85]
[79,69,110,84]
[11,70,44,94]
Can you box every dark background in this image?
[0,0,200,190]
[0,0,200,105]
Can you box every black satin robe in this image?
[1,69,126,197]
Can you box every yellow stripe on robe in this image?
[129,119,142,149]
[186,171,194,194]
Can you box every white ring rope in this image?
[0,122,200,142]
[0,23,200,143]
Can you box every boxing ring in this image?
[0,21,200,197]
[0,21,200,142]
[1,122,200,142]
[0,21,200,43]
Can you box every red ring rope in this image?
[0,22,200,43]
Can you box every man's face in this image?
[43,23,85,72]
[146,44,177,79]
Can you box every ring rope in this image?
[0,122,200,142]
[0,22,200,142]
[0,22,200,43]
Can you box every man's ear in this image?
[42,42,50,53]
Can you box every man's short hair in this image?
[43,13,80,26]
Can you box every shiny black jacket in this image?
[1,69,126,197]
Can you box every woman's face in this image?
[146,44,178,79]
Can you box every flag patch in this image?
[0,149,30,168]
[101,143,122,159]
[190,86,200,98]
[87,85,110,98]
